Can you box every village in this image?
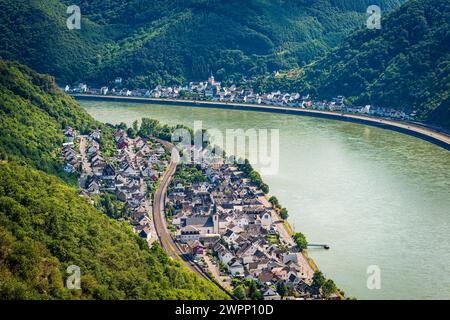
[66,73,416,121]
[164,143,339,300]
[60,123,339,300]
[61,125,170,247]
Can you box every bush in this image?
[293,232,308,251]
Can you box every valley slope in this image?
[258,0,449,128]
[0,60,228,299]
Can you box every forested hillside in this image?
[0,162,227,299]
[0,60,101,181]
[0,0,404,86]
[259,0,450,128]
[0,0,110,85]
[0,60,228,299]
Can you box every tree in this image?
[248,280,262,300]
[100,194,115,218]
[268,196,280,208]
[132,120,139,132]
[276,281,288,297]
[293,232,308,251]
[261,183,269,194]
[322,279,338,298]
[233,285,246,300]
[139,118,160,137]
[312,271,326,290]
[127,127,137,138]
[117,122,127,130]
[279,207,289,220]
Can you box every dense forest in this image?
[1,1,447,127]
[0,60,97,181]
[0,0,109,86]
[0,0,403,86]
[0,60,228,299]
[256,0,450,128]
[0,162,227,299]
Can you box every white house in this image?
[227,259,245,277]
[100,87,109,95]
[215,244,234,265]
[259,211,273,229]
[178,226,201,243]
[263,289,281,300]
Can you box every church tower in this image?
[208,72,215,85]
[212,203,219,234]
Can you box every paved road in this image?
[78,135,91,188]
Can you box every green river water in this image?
[81,100,450,300]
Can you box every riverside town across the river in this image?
[66,73,450,151]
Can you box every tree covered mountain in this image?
[257,0,449,128]
[0,162,228,299]
[0,0,404,86]
[0,60,101,181]
[0,0,109,86]
[0,60,228,299]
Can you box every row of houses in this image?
[66,72,415,121]
[79,128,168,245]
[62,127,80,173]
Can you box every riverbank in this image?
[72,94,450,152]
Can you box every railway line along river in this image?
[81,100,450,300]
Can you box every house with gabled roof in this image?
[89,129,101,141]
[138,227,151,242]
[262,289,281,300]
[214,243,234,265]
[227,258,244,277]
[87,180,101,194]
[223,228,239,244]
[102,163,116,179]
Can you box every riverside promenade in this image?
[73,94,450,151]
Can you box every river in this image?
[81,100,450,300]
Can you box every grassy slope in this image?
[0,60,228,299]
